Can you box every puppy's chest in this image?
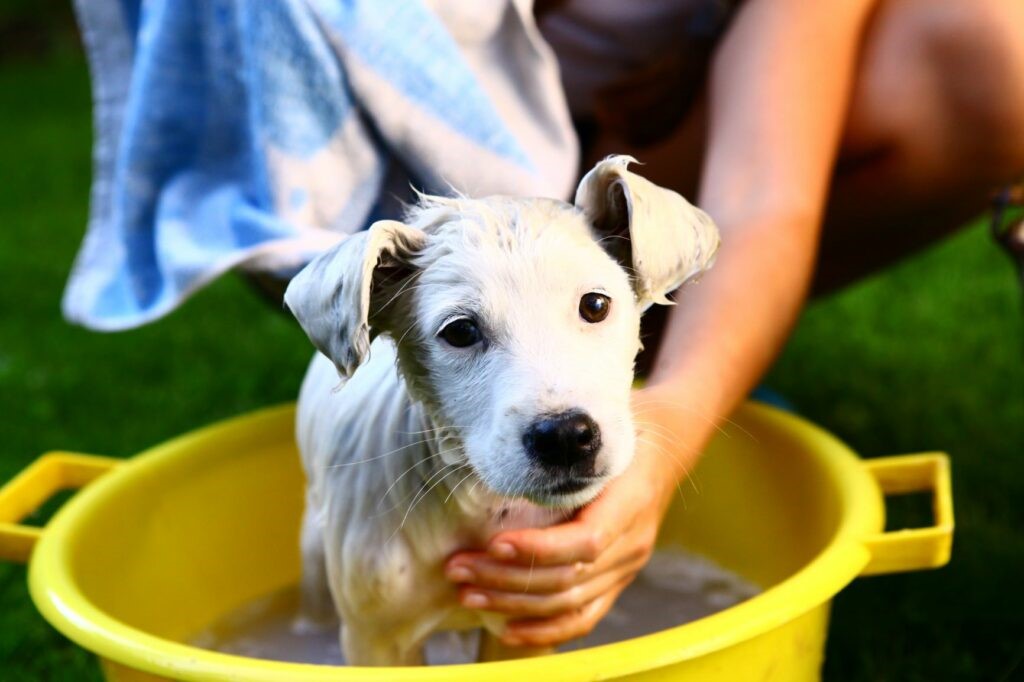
[403,496,567,571]
[424,499,568,574]
[362,498,566,624]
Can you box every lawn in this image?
[0,52,1021,682]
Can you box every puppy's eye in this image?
[439,318,483,348]
[579,293,611,323]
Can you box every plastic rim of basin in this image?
[0,402,953,681]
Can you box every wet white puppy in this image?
[284,156,719,666]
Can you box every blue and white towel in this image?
[66,0,578,330]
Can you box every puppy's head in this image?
[285,156,719,508]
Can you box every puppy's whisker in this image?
[373,452,444,512]
[631,403,732,440]
[444,469,476,504]
[631,398,755,441]
[397,464,469,535]
[629,414,696,447]
[633,430,701,477]
[630,418,687,444]
[439,471,485,524]
[380,462,457,526]
[466,476,484,500]
[630,420,706,492]
[375,444,465,514]
[595,234,631,245]
[377,443,466,508]
[374,270,425,314]
[327,435,443,469]
[393,320,422,348]
[398,424,469,437]
[630,423,706,496]
[618,263,640,276]
[377,280,437,315]
[634,433,697,503]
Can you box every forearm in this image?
[641,0,877,496]
[647,211,816,414]
[637,211,815,514]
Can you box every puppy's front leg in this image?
[478,632,552,662]
[295,499,335,631]
[342,622,425,667]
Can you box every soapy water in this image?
[191,548,759,666]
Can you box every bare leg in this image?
[477,632,552,662]
[817,0,1024,292]
[295,498,336,632]
[342,622,424,667]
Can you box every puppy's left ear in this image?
[575,155,720,309]
[284,220,425,377]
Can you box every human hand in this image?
[445,385,702,648]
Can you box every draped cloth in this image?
[66,0,578,330]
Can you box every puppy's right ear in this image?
[284,220,425,377]
[576,155,720,310]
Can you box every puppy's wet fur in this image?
[285,156,719,666]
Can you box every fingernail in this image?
[446,566,474,582]
[463,591,489,608]
[490,542,516,560]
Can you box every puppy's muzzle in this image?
[523,410,602,476]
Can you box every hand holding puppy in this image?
[446,384,702,648]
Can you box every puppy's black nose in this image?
[523,411,601,470]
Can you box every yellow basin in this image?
[0,403,953,681]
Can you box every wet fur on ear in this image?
[284,220,426,377]
[575,155,720,309]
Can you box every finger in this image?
[487,499,632,566]
[448,534,649,594]
[500,578,632,648]
[458,560,641,618]
[446,555,595,593]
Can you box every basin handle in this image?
[860,453,954,576]
[0,452,121,563]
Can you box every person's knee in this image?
[848,0,1024,184]
[920,0,1024,178]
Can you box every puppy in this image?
[284,156,719,666]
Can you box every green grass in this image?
[1,53,1021,681]
[769,224,1024,680]
[0,55,315,681]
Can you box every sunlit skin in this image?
[447,0,1024,648]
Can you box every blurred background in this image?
[0,3,1021,680]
